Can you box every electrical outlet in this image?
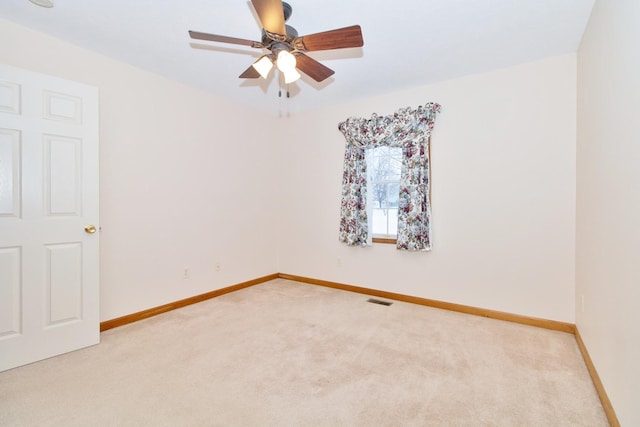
[215,262,221,272]
[581,295,585,313]
[183,268,190,279]
[336,257,342,267]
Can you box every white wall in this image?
[577,0,640,425]
[279,55,577,323]
[0,18,580,325]
[0,19,280,321]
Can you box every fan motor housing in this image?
[261,1,296,45]
[261,25,298,46]
[282,2,292,22]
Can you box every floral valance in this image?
[338,102,441,251]
[338,103,441,149]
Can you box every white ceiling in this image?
[0,0,595,114]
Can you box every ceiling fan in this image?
[188,0,364,86]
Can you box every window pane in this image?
[371,147,402,183]
[387,183,399,207]
[371,208,388,235]
[388,152,402,180]
[388,208,399,235]
[373,183,386,208]
[371,207,399,236]
[367,146,402,238]
[376,146,393,157]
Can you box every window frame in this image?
[372,236,397,244]
[366,136,432,246]
[366,146,402,244]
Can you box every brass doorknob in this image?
[84,225,97,234]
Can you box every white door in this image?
[0,64,99,372]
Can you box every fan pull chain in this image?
[278,86,290,98]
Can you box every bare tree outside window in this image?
[367,146,402,238]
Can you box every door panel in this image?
[0,64,99,372]
[0,128,20,217]
[0,246,21,338]
[44,134,82,216]
[46,242,83,326]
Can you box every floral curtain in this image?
[338,102,441,251]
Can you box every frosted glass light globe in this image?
[276,50,297,73]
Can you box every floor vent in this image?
[367,298,393,306]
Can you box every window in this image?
[338,102,440,251]
[366,146,402,242]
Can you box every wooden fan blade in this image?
[239,65,261,79]
[189,31,263,48]
[293,25,363,51]
[251,0,286,35]
[293,53,335,82]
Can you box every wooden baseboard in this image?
[575,328,620,427]
[99,273,278,332]
[101,272,574,334]
[278,273,576,334]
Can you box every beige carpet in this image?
[0,279,608,426]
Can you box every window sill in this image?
[372,237,397,245]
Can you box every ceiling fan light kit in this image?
[283,68,301,84]
[276,50,296,72]
[188,0,363,93]
[252,55,275,79]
